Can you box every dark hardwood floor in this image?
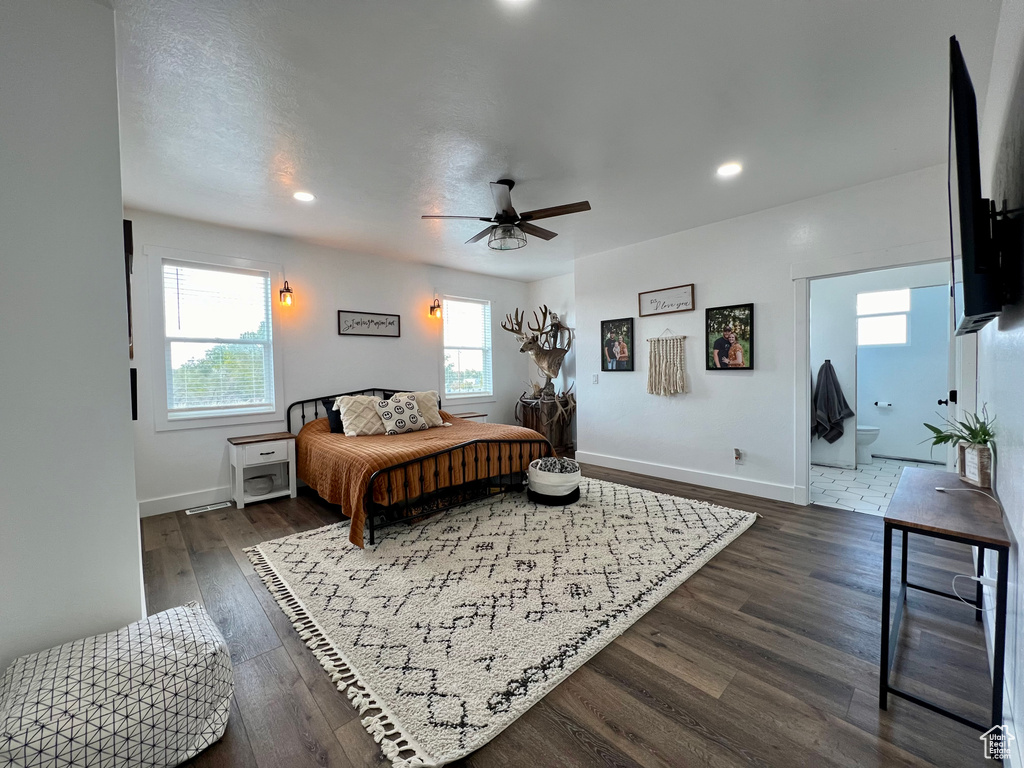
[141,466,994,768]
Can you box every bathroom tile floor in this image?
[810,458,943,516]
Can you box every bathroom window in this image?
[857,289,909,346]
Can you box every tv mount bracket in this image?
[986,199,1022,305]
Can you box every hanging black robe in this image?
[812,360,855,444]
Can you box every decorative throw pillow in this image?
[396,390,446,428]
[321,398,344,433]
[335,395,386,437]
[374,394,429,435]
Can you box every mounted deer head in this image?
[501,309,527,341]
[501,305,574,395]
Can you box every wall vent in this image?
[185,501,232,516]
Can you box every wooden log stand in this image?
[517,395,574,456]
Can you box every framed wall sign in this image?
[600,317,634,372]
[337,310,401,337]
[638,283,695,316]
[706,303,754,370]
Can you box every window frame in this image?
[857,313,909,347]
[147,246,285,432]
[856,289,911,347]
[441,295,494,403]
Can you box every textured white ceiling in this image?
[114,0,1001,281]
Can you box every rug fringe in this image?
[245,545,437,768]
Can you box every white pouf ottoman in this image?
[0,602,232,768]
[527,457,582,505]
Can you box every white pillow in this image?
[334,395,385,437]
[396,390,446,428]
[374,394,429,435]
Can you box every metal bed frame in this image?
[286,388,552,544]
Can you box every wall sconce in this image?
[280,280,293,306]
[428,298,442,318]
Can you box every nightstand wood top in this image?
[227,431,296,446]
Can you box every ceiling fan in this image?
[422,179,591,250]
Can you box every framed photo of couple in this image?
[706,303,754,370]
[601,317,634,372]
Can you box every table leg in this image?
[879,522,893,710]
[976,546,985,623]
[992,547,1009,728]
[232,462,245,509]
[901,529,908,597]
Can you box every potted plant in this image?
[923,406,996,488]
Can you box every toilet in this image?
[856,425,880,466]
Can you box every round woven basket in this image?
[527,458,581,505]
[244,474,274,496]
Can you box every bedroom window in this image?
[857,288,909,346]
[161,258,276,421]
[443,297,493,398]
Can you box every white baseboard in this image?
[138,486,232,518]
[576,451,797,503]
[811,460,857,470]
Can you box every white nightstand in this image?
[450,411,488,423]
[227,432,297,509]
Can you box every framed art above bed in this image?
[337,310,401,337]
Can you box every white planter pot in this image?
[958,443,992,488]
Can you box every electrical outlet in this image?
[734,448,743,464]
[593,374,599,384]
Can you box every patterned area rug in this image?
[247,478,756,767]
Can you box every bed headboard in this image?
[285,388,441,433]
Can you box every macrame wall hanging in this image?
[647,334,687,396]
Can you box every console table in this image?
[879,467,1010,731]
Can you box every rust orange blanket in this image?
[296,413,552,546]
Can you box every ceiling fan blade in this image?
[422,215,494,221]
[518,222,558,241]
[490,182,516,217]
[518,201,591,222]
[465,226,494,244]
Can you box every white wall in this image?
[0,0,144,670]
[809,262,948,468]
[127,209,532,516]
[526,273,576,395]
[857,284,949,462]
[978,2,1024,761]
[574,166,950,501]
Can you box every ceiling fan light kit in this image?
[423,179,591,251]
[488,224,527,250]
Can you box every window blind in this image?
[162,259,275,418]
[443,297,493,397]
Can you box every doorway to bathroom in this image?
[807,262,953,515]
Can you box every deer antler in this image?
[501,309,526,338]
[528,305,550,335]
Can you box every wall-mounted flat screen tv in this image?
[948,36,1002,335]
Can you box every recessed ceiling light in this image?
[293,191,316,202]
[716,162,742,178]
